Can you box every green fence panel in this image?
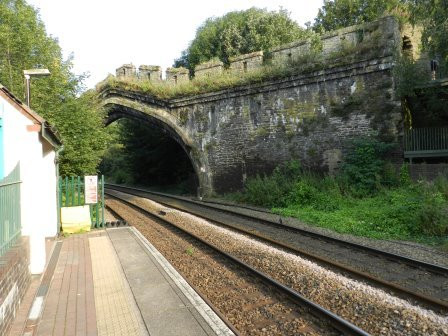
[404,127,448,159]
[0,164,21,257]
[58,175,105,229]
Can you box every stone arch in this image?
[101,96,211,196]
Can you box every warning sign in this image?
[85,175,98,204]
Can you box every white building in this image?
[0,83,61,273]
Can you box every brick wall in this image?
[408,164,448,181]
[0,237,30,336]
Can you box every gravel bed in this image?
[110,188,448,305]
[106,198,341,336]
[196,198,448,267]
[104,207,119,222]
[111,191,448,336]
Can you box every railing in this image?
[0,164,21,257]
[58,176,105,228]
[404,128,448,159]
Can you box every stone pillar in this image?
[229,51,264,74]
[166,67,189,84]
[116,64,136,79]
[194,60,224,79]
[139,65,162,82]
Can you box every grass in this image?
[97,27,386,101]
[224,160,448,249]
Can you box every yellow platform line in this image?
[90,236,145,336]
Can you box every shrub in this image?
[341,137,393,195]
[239,160,301,207]
[415,184,448,236]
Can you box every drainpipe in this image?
[55,145,64,234]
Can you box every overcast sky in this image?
[27,0,323,89]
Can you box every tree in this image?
[408,0,448,67]
[174,8,308,71]
[313,0,447,67]
[0,0,109,176]
[313,0,407,32]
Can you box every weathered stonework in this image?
[116,64,136,79]
[195,60,224,79]
[229,51,264,73]
[138,65,162,82]
[100,17,403,195]
[271,16,399,64]
[166,67,189,84]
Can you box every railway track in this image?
[105,183,448,313]
[105,194,369,336]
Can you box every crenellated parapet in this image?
[195,60,224,79]
[113,16,440,87]
[229,51,263,74]
[166,67,189,84]
[116,64,136,79]
[139,65,162,82]
[271,16,399,65]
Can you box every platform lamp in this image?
[23,68,51,107]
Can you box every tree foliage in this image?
[174,8,308,71]
[0,0,109,176]
[100,119,197,192]
[313,0,407,32]
[408,0,448,67]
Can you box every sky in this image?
[27,0,324,89]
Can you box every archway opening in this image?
[100,117,199,195]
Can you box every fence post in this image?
[101,175,105,227]
[77,176,81,206]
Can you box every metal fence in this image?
[404,128,448,160]
[58,176,105,229]
[0,164,21,257]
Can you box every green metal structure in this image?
[404,127,448,162]
[58,175,105,229]
[0,164,21,257]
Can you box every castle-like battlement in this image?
[229,51,263,74]
[115,16,435,86]
[139,65,162,82]
[195,60,224,79]
[165,67,189,84]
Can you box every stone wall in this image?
[139,65,162,82]
[116,64,136,79]
[229,51,264,73]
[0,238,30,336]
[169,57,400,193]
[271,16,399,65]
[101,16,404,195]
[166,67,189,84]
[195,60,224,79]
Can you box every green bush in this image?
[415,184,448,236]
[341,137,393,195]
[239,160,301,207]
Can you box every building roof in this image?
[0,83,62,148]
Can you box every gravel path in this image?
[109,190,448,336]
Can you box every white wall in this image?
[1,97,58,241]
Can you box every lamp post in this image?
[23,68,51,107]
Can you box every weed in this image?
[185,246,196,256]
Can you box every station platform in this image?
[9,227,233,336]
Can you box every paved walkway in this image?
[10,228,232,336]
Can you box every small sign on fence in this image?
[84,176,98,204]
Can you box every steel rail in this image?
[106,184,448,312]
[106,184,448,275]
[106,191,371,336]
